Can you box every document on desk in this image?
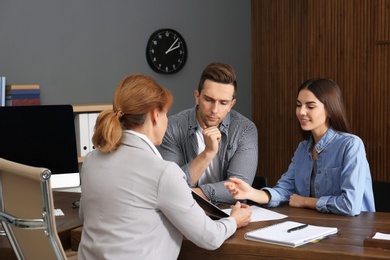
[54,186,82,193]
[373,232,390,240]
[222,205,287,222]
[245,221,338,247]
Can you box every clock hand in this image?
[165,38,179,54]
[165,44,180,54]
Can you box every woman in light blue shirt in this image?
[225,78,375,216]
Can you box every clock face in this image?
[146,29,187,74]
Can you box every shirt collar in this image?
[308,127,337,154]
[188,105,231,135]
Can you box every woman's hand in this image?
[224,177,253,200]
[225,177,271,204]
[230,201,252,228]
[289,194,318,209]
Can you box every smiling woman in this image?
[224,78,376,216]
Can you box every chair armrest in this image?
[0,211,44,229]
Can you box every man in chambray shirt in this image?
[158,62,258,204]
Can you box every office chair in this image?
[246,176,268,205]
[372,180,390,213]
[0,158,77,259]
[252,175,268,190]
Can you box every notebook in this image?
[244,220,338,247]
[192,190,229,220]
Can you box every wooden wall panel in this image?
[252,0,389,186]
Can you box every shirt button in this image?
[316,186,320,190]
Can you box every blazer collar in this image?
[122,130,162,158]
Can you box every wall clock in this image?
[146,29,187,74]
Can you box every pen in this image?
[287,224,309,233]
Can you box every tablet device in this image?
[192,190,229,220]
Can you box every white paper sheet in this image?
[373,232,390,240]
[222,205,288,222]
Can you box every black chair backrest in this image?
[252,176,268,189]
[372,181,390,213]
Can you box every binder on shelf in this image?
[74,113,90,157]
[87,113,99,151]
[72,104,110,160]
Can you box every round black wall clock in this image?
[146,29,187,74]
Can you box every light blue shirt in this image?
[263,128,375,216]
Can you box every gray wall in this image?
[0,0,252,118]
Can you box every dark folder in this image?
[192,190,229,220]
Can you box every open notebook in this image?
[245,220,338,247]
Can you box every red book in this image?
[10,98,41,106]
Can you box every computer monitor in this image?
[0,105,80,189]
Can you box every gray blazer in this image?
[78,131,236,260]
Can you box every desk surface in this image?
[0,191,82,259]
[178,205,390,259]
[2,192,390,259]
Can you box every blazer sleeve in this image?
[156,162,237,250]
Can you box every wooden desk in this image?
[178,206,390,259]
[0,191,82,259]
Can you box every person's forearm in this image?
[248,189,271,204]
[189,150,216,185]
[303,197,318,209]
[192,187,207,199]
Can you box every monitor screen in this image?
[0,105,80,189]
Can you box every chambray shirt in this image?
[158,105,258,204]
[263,128,375,216]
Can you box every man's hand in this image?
[189,127,221,185]
[202,126,221,156]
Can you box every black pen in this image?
[287,224,309,233]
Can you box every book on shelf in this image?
[5,84,41,106]
[9,93,40,99]
[6,98,41,106]
[7,89,40,96]
[0,77,5,107]
[6,84,40,90]
[244,220,338,247]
